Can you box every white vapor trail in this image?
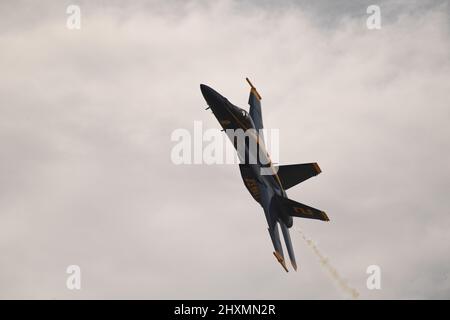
[296,227,359,299]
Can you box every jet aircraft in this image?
[200,78,329,271]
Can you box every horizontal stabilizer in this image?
[275,195,329,222]
[276,163,321,190]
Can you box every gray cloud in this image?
[0,0,449,299]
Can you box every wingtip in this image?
[313,162,322,174]
[321,211,330,221]
[245,77,262,100]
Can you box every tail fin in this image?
[276,163,321,190]
[268,222,289,272]
[275,194,329,222]
[279,222,298,271]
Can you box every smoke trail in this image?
[296,227,359,299]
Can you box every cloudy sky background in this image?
[1,0,449,299]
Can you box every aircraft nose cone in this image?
[200,84,210,95]
[200,84,215,100]
[200,84,225,107]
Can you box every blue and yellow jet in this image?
[200,79,329,272]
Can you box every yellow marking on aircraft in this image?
[313,162,322,174]
[294,207,313,215]
[223,108,284,190]
[246,77,262,100]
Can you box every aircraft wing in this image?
[276,163,321,190]
[246,78,263,130]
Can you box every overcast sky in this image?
[1,0,449,299]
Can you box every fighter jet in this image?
[200,78,329,272]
